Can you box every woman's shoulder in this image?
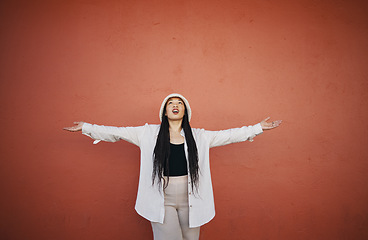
[191,127,208,136]
[145,123,160,128]
[142,123,161,133]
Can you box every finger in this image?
[274,120,282,126]
[64,126,77,131]
[263,117,271,122]
[271,120,282,128]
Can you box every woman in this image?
[64,93,282,240]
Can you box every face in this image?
[165,97,186,121]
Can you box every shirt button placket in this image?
[188,180,192,207]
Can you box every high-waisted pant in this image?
[151,175,200,240]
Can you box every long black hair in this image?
[152,102,199,192]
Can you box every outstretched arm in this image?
[63,121,146,146]
[204,116,282,148]
[260,117,282,130]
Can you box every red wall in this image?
[1,0,368,239]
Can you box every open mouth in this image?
[172,109,179,114]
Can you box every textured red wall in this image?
[1,0,368,239]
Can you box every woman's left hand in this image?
[260,117,282,130]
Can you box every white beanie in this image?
[159,93,192,122]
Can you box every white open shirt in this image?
[82,122,263,228]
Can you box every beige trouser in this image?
[151,175,200,240]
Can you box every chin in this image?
[168,116,184,121]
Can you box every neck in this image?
[168,119,183,133]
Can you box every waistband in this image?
[163,175,188,184]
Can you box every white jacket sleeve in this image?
[81,123,146,147]
[204,123,263,148]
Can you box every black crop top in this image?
[164,143,188,176]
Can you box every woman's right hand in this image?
[63,122,84,132]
